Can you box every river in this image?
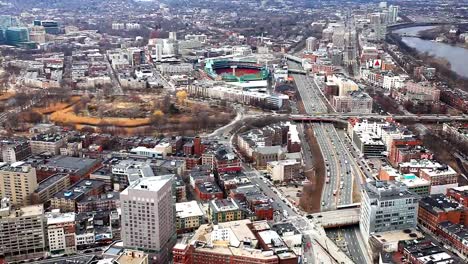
[393,26,468,78]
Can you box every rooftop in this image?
[46,211,76,225]
[396,174,430,188]
[39,155,100,175]
[196,181,222,194]
[176,201,205,219]
[31,133,64,142]
[35,173,70,193]
[439,221,468,241]
[0,202,44,219]
[420,166,457,177]
[210,198,240,213]
[121,176,171,194]
[419,194,464,214]
[53,179,105,200]
[365,180,417,201]
[115,250,148,264]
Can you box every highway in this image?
[327,227,367,264]
[289,55,371,263]
[313,123,355,208]
[291,73,328,114]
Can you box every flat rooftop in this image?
[41,155,99,174]
[121,176,171,194]
[176,201,204,219]
[210,198,240,213]
[0,204,44,219]
[35,173,70,193]
[419,194,463,214]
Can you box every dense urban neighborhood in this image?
[0,0,467,264]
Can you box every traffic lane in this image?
[314,124,338,211]
[249,175,297,216]
[343,227,368,264]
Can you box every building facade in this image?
[360,181,419,238]
[0,163,37,206]
[0,200,46,262]
[120,176,176,263]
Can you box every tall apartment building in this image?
[46,211,77,256]
[0,199,46,262]
[305,36,317,52]
[0,162,38,206]
[360,181,419,238]
[1,141,31,163]
[120,176,176,263]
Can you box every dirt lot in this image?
[299,125,325,213]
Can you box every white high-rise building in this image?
[306,36,317,52]
[120,176,175,263]
[360,181,419,239]
[370,13,387,41]
[169,31,177,41]
[388,5,399,24]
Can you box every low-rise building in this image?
[176,201,205,233]
[332,91,373,114]
[194,181,223,201]
[76,191,120,213]
[1,140,31,163]
[253,146,284,169]
[173,219,298,264]
[31,173,71,204]
[419,166,458,195]
[398,239,461,264]
[46,211,77,256]
[207,198,244,224]
[50,179,106,212]
[418,194,468,232]
[30,133,66,155]
[266,159,301,183]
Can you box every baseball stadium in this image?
[204,58,269,83]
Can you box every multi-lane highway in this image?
[291,73,328,114]
[289,55,371,263]
[313,123,355,210]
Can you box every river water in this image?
[393,26,468,78]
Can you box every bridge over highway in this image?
[307,207,360,229]
[289,113,468,123]
[287,68,307,74]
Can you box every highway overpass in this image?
[287,68,307,74]
[289,114,468,123]
[308,207,360,229]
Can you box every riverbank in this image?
[388,32,468,91]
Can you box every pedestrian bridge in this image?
[307,207,360,228]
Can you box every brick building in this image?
[418,194,468,232]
